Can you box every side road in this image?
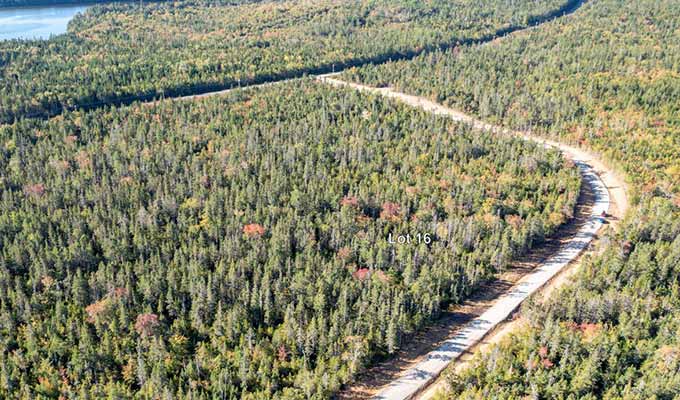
[318,76,629,400]
[5,0,586,123]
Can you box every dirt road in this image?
[318,76,629,400]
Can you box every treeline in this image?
[0,0,251,8]
[0,81,579,398]
[0,0,576,122]
[0,0,107,7]
[341,0,680,397]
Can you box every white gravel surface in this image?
[371,162,608,400]
[318,76,614,400]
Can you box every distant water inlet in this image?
[0,5,87,40]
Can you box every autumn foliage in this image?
[340,195,360,208]
[243,223,266,238]
[135,313,160,337]
[352,268,371,281]
[85,299,112,323]
[380,201,402,222]
[23,183,45,198]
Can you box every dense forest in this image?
[342,0,680,397]
[445,200,680,398]
[0,0,576,122]
[0,81,579,398]
[345,0,680,196]
[4,0,677,397]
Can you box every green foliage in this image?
[345,0,680,196]
[342,0,680,397]
[0,81,579,398]
[0,0,573,122]
[446,199,680,398]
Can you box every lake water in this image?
[0,5,88,41]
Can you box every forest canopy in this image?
[344,0,680,197]
[0,81,579,398]
[0,0,576,122]
[4,0,677,397]
[340,0,680,397]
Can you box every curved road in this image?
[156,72,630,400]
[132,1,631,396]
[318,76,628,400]
[1,0,627,398]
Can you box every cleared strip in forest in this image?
[7,0,585,123]
[317,77,623,400]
